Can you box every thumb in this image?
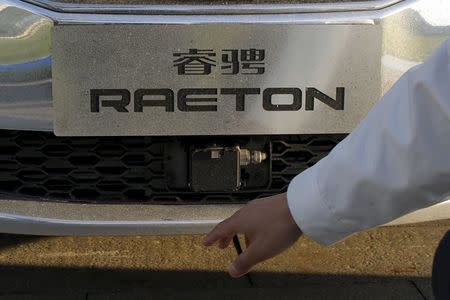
[229,242,264,278]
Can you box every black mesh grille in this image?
[0,130,345,204]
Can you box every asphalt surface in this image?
[0,220,449,299]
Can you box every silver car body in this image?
[0,0,449,235]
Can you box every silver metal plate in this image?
[53,24,381,136]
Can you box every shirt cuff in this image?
[287,163,354,246]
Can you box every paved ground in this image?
[0,220,449,299]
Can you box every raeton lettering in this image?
[90,87,345,112]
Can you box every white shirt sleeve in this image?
[287,38,450,246]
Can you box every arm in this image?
[204,38,450,277]
[288,38,450,245]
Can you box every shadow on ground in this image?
[0,229,441,299]
[0,234,43,250]
[0,266,432,299]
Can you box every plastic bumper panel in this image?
[0,198,446,236]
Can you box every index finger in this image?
[203,217,236,246]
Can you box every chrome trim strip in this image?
[21,0,403,15]
[0,198,243,235]
[0,197,446,235]
[3,0,404,24]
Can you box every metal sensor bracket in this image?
[191,147,240,192]
[190,146,267,192]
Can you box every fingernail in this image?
[228,264,240,278]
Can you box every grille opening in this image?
[272,141,289,155]
[19,186,47,197]
[17,170,47,182]
[0,180,21,192]
[271,160,288,172]
[0,160,19,172]
[71,188,100,199]
[0,130,345,204]
[69,154,100,166]
[281,150,314,163]
[121,154,149,166]
[0,145,19,155]
[43,179,73,190]
[43,165,73,175]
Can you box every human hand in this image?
[203,193,302,278]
